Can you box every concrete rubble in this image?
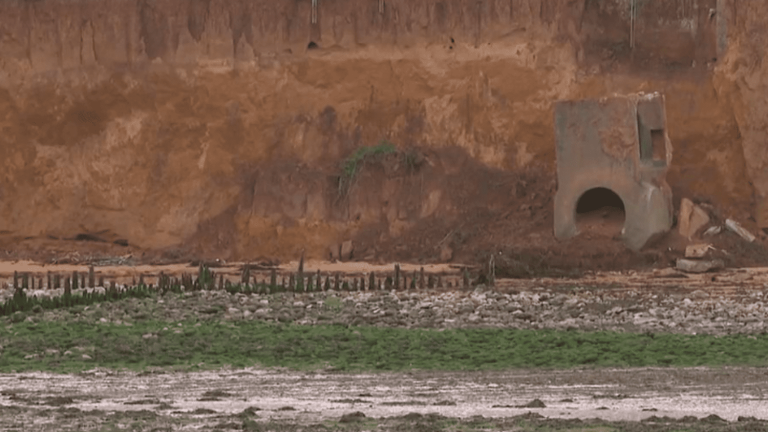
[678,198,711,239]
[725,219,756,243]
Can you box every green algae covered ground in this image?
[3,317,768,373]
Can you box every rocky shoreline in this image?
[8,272,768,335]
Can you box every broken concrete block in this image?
[703,226,722,237]
[725,219,756,243]
[678,198,710,239]
[340,240,354,261]
[678,198,694,236]
[676,258,724,274]
[685,244,713,259]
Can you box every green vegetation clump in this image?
[338,140,397,195]
[2,318,768,373]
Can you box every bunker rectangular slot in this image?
[651,129,666,162]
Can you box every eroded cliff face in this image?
[0,0,761,262]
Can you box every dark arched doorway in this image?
[575,187,626,237]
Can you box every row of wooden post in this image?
[9,264,474,292]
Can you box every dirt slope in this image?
[0,0,766,270]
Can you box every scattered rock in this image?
[702,414,727,423]
[685,244,712,259]
[124,398,161,405]
[678,198,710,239]
[192,408,216,414]
[82,354,92,360]
[201,390,235,399]
[726,219,756,243]
[517,398,546,408]
[689,290,710,300]
[651,268,688,279]
[45,396,74,406]
[339,411,366,423]
[340,241,354,261]
[676,259,724,274]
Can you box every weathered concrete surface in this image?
[554,93,674,250]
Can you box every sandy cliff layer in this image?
[0,0,763,263]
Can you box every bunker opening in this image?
[575,187,626,236]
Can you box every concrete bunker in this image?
[575,187,626,237]
[554,93,674,250]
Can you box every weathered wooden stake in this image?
[54,274,61,289]
[394,264,400,290]
[22,273,28,289]
[419,267,425,289]
[369,272,375,291]
[242,264,251,284]
[270,269,277,289]
[334,273,340,291]
[298,250,305,282]
[88,266,95,288]
[13,271,18,289]
[47,272,52,290]
[99,276,104,287]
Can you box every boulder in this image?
[685,244,712,258]
[678,198,710,239]
[676,258,724,273]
